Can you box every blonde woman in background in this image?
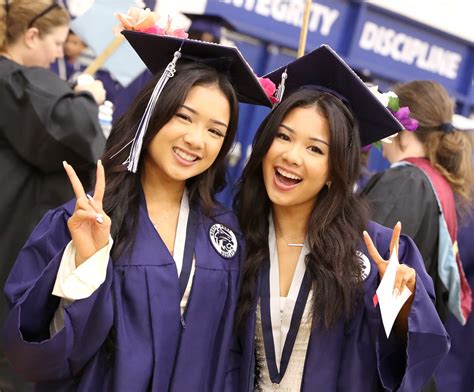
[363,80,473,392]
[0,2,106,389]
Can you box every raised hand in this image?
[363,222,416,296]
[74,79,106,105]
[63,160,112,267]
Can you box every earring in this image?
[326,181,332,189]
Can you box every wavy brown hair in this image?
[393,80,473,207]
[102,62,239,260]
[235,89,369,330]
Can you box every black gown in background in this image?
[0,56,105,391]
[362,164,448,320]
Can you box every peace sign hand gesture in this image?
[63,160,112,268]
[363,222,417,297]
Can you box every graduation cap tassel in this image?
[275,68,288,103]
[124,50,182,173]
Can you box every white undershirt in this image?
[268,214,309,370]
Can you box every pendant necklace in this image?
[276,229,305,247]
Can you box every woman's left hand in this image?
[363,222,417,297]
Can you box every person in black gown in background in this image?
[363,80,473,392]
[0,2,106,389]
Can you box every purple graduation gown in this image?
[228,221,449,392]
[3,197,243,391]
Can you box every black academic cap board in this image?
[264,45,404,146]
[122,30,272,108]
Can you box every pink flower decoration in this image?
[167,28,188,39]
[115,7,157,32]
[115,8,189,39]
[141,25,160,34]
[258,77,278,103]
[147,16,189,38]
[392,106,419,131]
[158,16,189,39]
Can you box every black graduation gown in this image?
[0,57,105,389]
[362,164,449,321]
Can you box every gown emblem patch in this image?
[209,224,238,259]
[357,251,371,281]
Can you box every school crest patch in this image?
[357,251,371,281]
[209,224,238,259]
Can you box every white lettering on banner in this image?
[287,1,302,27]
[219,0,340,36]
[309,3,339,35]
[359,21,462,80]
[255,0,271,16]
[243,0,255,11]
[272,0,291,22]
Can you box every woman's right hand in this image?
[63,160,111,267]
[74,79,106,105]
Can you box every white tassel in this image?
[123,50,182,173]
[275,68,288,104]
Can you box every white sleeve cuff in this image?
[52,237,113,301]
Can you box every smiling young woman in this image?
[230,47,449,392]
[143,84,230,185]
[262,106,331,212]
[2,23,272,391]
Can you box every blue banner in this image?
[469,53,474,103]
[348,6,470,92]
[205,0,354,51]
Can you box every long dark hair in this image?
[102,62,239,260]
[235,89,369,330]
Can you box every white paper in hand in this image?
[376,249,412,338]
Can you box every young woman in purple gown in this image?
[3,27,272,391]
[229,47,449,392]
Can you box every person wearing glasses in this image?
[0,2,106,390]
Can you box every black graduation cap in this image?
[184,13,236,37]
[122,30,272,107]
[121,29,272,173]
[264,45,404,146]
